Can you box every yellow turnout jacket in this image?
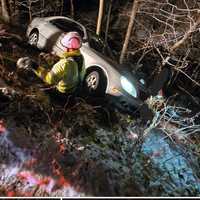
[34,50,85,93]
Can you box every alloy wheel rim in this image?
[29,33,38,45]
[87,74,97,89]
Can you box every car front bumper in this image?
[106,90,145,115]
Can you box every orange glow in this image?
[59,143,65,153]
[38,177,51,186]
[23,192,34,197]
[52,159,62,176]
[0,120,6,133]
[17,171,40,185]
[7,191,15,197]
[57,175,70,187]
[52,132,65,154]
[51,159,71,188]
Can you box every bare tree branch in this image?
[170,14,200,53]
[120,0,140,64]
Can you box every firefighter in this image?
[17,31,85,96]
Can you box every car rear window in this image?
[50,19,84,38]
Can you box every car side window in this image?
[50,19,84,38]
[88,34,105,52]
[88,33,115,59]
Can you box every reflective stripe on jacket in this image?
[34,50,85,93]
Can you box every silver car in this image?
[27,16,150,113]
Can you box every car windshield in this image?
[88,33,105,52]
[50,19,85,38]
[88,33,118,60]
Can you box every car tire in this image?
[84,68,107,97]
[28,30,39,47]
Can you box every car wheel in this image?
[84,68,107,96]
[29,30,39,46]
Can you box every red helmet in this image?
[60,32,82,50]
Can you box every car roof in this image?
[43,16,88,39]
[44,16,81,25]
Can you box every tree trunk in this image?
[119,0,140,64]
[70,0,74,18]
[1,0,10,23]
[104,0,113,44]
[27,0,32,22]
[96,0,104,36]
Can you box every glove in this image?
[17,57,38,71]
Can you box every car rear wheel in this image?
[84,68,107,96]
[29,30,39,46]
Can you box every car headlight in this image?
[120,76,137,98]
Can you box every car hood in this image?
[80,45,120,73]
